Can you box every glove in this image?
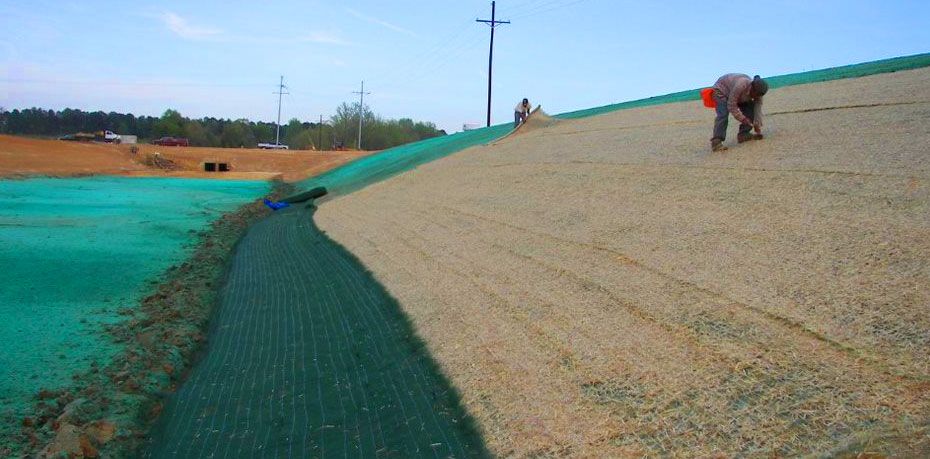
[753,121,762,134]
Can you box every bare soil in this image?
[314,68,930,456]
[0,136,369,181]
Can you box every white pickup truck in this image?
[59,130,122,143]
[257,143,289,150]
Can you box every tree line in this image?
[0,104,446,151]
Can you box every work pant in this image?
[514,111,523,128]
[713,95,754,141]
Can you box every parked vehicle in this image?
[152,137,190,147]
[59,130,122,143]
[257,143,289,150]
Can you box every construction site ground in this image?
[310,67,930,456]
[4,58,929,457]
[0,135,369,182]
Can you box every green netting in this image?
[0,176,268,445]
[144,206,488,458]
[293,123,512,199]
[557,52,930,119]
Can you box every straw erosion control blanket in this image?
[310,67,930,456]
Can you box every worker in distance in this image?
[514,98,532,128]
[710,74,768,152]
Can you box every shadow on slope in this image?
[144,203,490,458]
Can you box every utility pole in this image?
[352,81,371,150]
[477,1,510,127]
[318,114,324,152]
[273,75,289,146]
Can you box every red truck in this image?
[152,137,190,147]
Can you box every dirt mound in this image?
[518,108,559,133]
[314,67,930,456]
[140,152,180,171]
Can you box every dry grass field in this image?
[313,68,930,456]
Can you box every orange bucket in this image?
[701,88,716,108]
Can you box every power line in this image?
[509,0,591,20]
[477,1,510,127]
[352,81,371,150]
[383,29,486,90]
[373,18,477,89]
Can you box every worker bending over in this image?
[711,74,768,152]
[514,98,532,128]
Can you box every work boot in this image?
[737,132,764,143]
[711,138,727,152]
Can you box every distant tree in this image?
[220,120,256,148]
[252,122,275,144]
[286,129,314,150]
[184,120,213,147]
[0,105,444,148]
[331,102,376,149]
[152,109,185,138]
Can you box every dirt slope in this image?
[0,136,368,181]
[314,67,930,456]
[0,135,147,177]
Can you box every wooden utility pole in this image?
[477,1,510,127]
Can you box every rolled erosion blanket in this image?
[282,186,328,204]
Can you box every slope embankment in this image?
[312,66,930,456]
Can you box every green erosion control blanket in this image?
[294,124,513,199]
[0,176,268,441]
[144,206,488,458]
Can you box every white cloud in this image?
[156,12,348,47]
[161,12,222,40]
[346,8,418,38]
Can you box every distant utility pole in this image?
[318,114,324,151]
[477,1,510,127]
[273,75,289,146]
[352,81,371,150]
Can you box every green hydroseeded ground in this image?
[0,176,269,441]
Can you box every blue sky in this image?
[1,0,928,133]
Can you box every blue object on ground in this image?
[263,199,290,210]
